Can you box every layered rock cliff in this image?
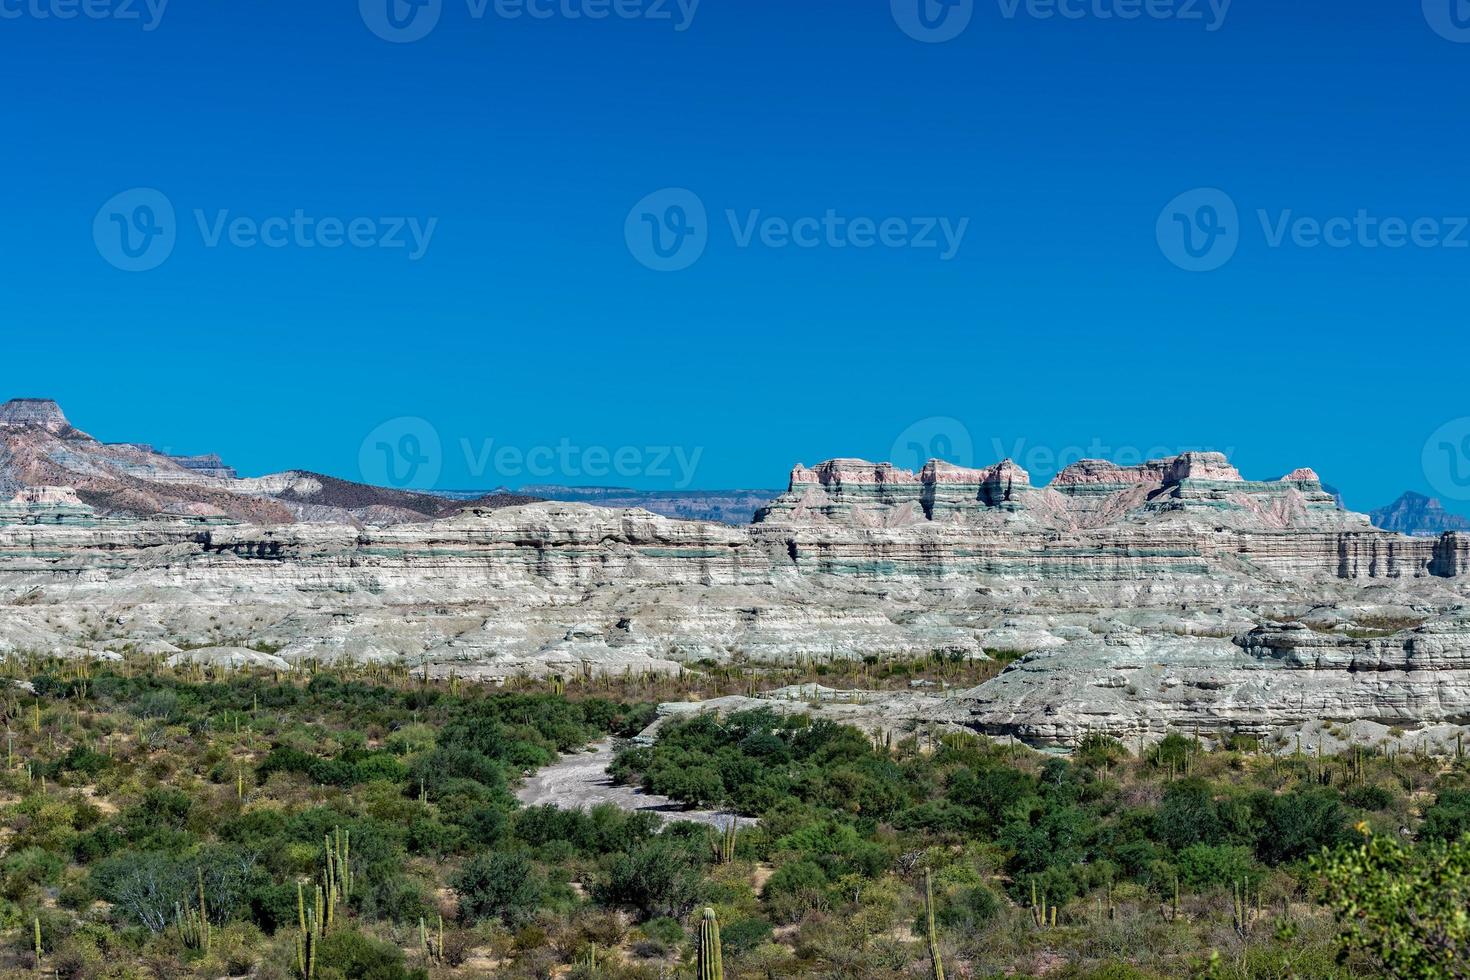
[1,441,1467,747]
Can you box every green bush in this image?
[1420,789,1470,842]
[591,837,704,920]
[315,928,428,980]
[1175,843,1259,889]
[721,917,774,954]
[451,851,544,927]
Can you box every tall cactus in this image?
[697,907,723,980]
[714,818,737,864]
[1030,879,1055,928]
[324,827,352,904]
[176,868,212,952]
[296,879,329,979]
[924,870,946,980]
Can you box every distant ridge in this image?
[1371,491,1470,537]
[0,397,536,526]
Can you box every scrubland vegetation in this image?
[1,656,1468,978]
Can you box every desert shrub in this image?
[721,917,774,954]
[1252,788,1348,864]
[1,848,67,899]
[1420,789,1470,842]
[591,837,704,920]
[1175,843,1259,889]
[452,852,544,926]
[314,928,427,980]
[1153,779,1224,851]
[933,884,1000,931]
[1343,784,1395,812]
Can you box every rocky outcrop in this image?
[0,398,72,432]
[1,437,1467,748]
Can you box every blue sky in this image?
[3,0,1469,510]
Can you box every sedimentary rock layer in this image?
[1,447,1467,746]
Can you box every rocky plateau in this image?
[3,400,1469,749]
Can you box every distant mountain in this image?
[1370,492,1470,537]
[0,398,536,525]
[435,485,783,525]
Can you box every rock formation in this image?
[0,399,533,526]
[2,408,1468,748]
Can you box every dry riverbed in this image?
[516,739,756,828]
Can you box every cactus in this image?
[176,869,211,952]
[924,870,946,980]
[296,879,328,979]
[1232,880,1249,937]
[1030,879,1056,928]
[33,917,42,964]
[715,818,738,864]
[697,907,723,980]
[324,827,352,903]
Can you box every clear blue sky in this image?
[3,0,1468,510]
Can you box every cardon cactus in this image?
[925,870,946,980]
[697,907,723,980]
